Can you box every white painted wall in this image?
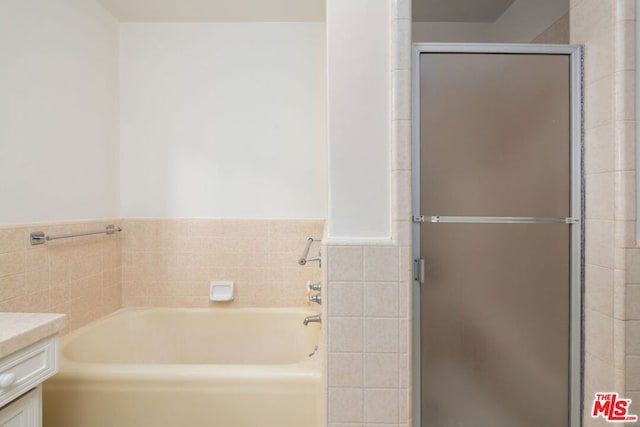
[326,0,390,239]
[492,0,569,43]
[413,0,569,43]
[119,23,327,219]
[413,22,493,43]
[0,0,119,225]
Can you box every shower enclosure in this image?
[412,44,583,427]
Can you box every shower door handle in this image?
[414,259,425,284]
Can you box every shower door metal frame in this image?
[411,43,584,427]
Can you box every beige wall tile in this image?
[328,246,364,282]
[627,356,640,391]
[614,22,636,71]
[364,389,399,423]
[0,228,25,254]
[329,353,363,388]
[365,318,399,353]
[391,120,411,171]
[364,353,399,388]
[364,247,399,282]
[329,317,364,353]
[627,285,640,320]
[586,309,614,363]
[586,173,615,219]
[585,76,614,129]
[391,171,412,222]
[392,70,411,121]
[0,252,26,278]
[396,19,411,71]
[586,220,615,268]
[615,120,636,171]
[615,171,636,221]
[586,264,614,315]
[328,282,364,317]
[328,388,363,423]
[615,221,636,248]
[0,220,123,333]
[393,220,412,246]
[365,282,399,317]
[629,321,640,356]
[121,219,324,308]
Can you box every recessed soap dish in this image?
[210,281,234,302]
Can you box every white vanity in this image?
[0,314,65,427]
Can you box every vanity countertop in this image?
[0,313,66,359]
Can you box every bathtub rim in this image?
[54,306,322,382]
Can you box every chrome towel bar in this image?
[30,224,122,245]
[298,237,321,266]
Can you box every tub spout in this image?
[303,314,321,325]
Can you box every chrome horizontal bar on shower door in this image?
[30,224,123,245]
[412,215,580,224]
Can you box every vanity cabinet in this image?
[0,336,58,427]
[0,387,40,427]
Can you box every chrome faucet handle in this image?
[307,282,321,292]
[309,293,321,304]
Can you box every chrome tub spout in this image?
[303,314,321,326]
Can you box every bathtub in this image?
[42,307,322,427]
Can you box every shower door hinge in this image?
[414,259,425,284]
[412,215,425,223]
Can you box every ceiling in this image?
[97,0,325,22]
[413,0,517,22]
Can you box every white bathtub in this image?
[43,307,322,427]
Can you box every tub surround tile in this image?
[627,285,640,319]
[364,388,399,424]
[365,282,399,317]
[121,219,324,308]
[364,247,399,282]
[328,282,364,317]
[0,220,122,333]
[585,124,615,174]
[627,356,640,391]
[329,317,364,353]
[364,353,399,388]
[328,246,364,282]
[328,387,364,423]
[329,352,364,388]
[364,318,400,353]
[585,264,614,316]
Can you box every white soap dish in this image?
[210,281,234,301]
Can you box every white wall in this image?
[0,0,120,225]
[413,22,493,43]
[413,0,569,43]
[120,23,326,219]
[492,0,569,43]
[326,0,390,239]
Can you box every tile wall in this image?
[121,219,324,308]
[325,245,412,426]
[0,219,323,333]
[571,0,638,424]
[0,220,122,333]
[323,1,414,426]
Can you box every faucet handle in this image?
[307,282,321,292]
[309,293,321,304]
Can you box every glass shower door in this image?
[417,50,579,427]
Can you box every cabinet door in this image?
[0,387,41,427]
